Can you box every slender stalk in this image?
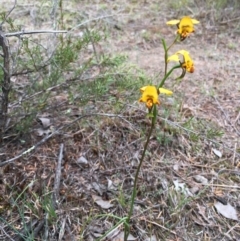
[166,35,179,52]
[162,39,168,76]
[158,64,181,89]
[162,35,179,76]
[124,116,155,241]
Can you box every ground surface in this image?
[0,1,240,241]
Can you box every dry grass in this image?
[0,0,240,240]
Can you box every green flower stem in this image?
[167,35,179,52]
[162,35,179,76]
[158,64,181,88]
[124,115,155,241]
[162,39,168,76]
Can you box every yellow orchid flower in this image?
[159,88,173,96]
[140,86,173,95]
[139,86,160,109]
[166,16,199,41]
[168,50,194,73]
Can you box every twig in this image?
[213,96,240,137]
[0,225,15,241]
[219,16,240,25]
[0,0,17,26]
[161,117,240,158]
[221,223,240,241]
[32,219,45,238]
[0,130,56,167]
[0,29,11,134]
[52,143,64,208]
[58,217,66,241]
[67,12,125,33]
[203,183,240,189]
[5,30,67,37]
[13,219,38,241]
[141,218,176,235]
[0,113,129,166]
[66,222,76,241]
[9,72,122,109]
[85,26,100,64]
[11,63,49,76]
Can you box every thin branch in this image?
[32,220,45,239]
[52,143,64,208]
[213,96,240,137]
[219,16,240,25]
[85,26,100,64]
[0,30,11,134]
[67,12,125,34]
[0,0,17,26]
[128,104,240,158]
[11,63,49,76]
[5,30,67,37]
[163,117,240,158]
[0,225,15,241]
[0,113,129,167]
[141,218,176,235]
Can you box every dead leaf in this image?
[173,179,193,197]
[145,235,157,241]
[77,156,88,165]
[190,186,199,194]
[173,164,179,171]
[37,117,51,128]
[91,182,106,196]
[214,201,238,221]
[212,148,222,158]
[197,204,213,225]
[193,175,208,185]
[92,194,114,209]
[108,231,136,241]
[107,178,117,191]
[36,128,52,136]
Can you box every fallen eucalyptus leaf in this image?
[193,175,208,185]
[173,179,193,197]
[92,194,114,209]
[145,234,157,241]
[212,148,222,158]
[109,231,136,241]
[37,117,51,128]
[214,201,238,221]
[91,182,106,196]
[77,156,88,165]
[36,128,52,137]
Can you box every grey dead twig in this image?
[0,0,16,26]
[52,143,64,208]
[0,112,130,167]
[0,2,67,136]
[0,29,11,137]
[0,225,15,241]
[5,30,67,37]
[213,96,240,137]
[13,218,44,241]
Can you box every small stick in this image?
[5,30,67,37]
[141,218,176,235]
[0,225,15,241]
[213,96,240,137]
[52,143,64,208]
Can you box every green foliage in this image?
[205,0,240,9]
[168,0,193,10]
[182,117,224,141]
[117,186,127,208]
